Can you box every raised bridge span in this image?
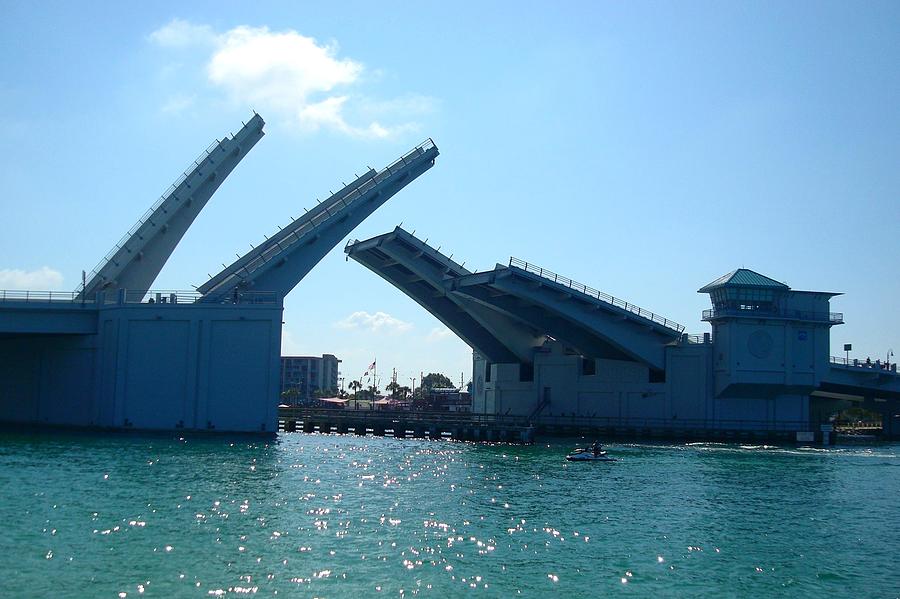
[0,116,439,433]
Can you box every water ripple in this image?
[0,433,898,596]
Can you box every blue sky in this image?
[2,1,898,388]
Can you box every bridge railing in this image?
[0,290,80,303]
[831,356,897,373]
[704,307,843,323]
[0,289,278,305]
[508,257,685,333]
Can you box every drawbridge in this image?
[1,114,440,433]
[345,227,544,363]
[78,114,266,299]
[198,141,438,301]
[347,227,684,371]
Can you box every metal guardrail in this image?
[682,334,713,344]
[830,356,897,374]
[0,289,278,305]
[0,290,81,302]
[201,138,437,297]
[703,308,843,323]
[508,258,685,333]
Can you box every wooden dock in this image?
[278,407,535,444]
[278,408,839,444]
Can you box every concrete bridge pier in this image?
[878,400,900,440]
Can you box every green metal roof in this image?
[698,269,789,293]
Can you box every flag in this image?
[368,360,376,370]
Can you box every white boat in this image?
[565,447,616,462]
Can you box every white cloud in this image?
[335,311,412,334]
[161,93,196,114]
[426,326,454,342]
[148,19,216,48]
[148,20,430,138]
[0,267,64,290]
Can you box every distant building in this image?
[417,387,472,412]
[281,354,341,403]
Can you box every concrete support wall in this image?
[0,302,283,433]
[469,340,815,431]
[712,313,830,398]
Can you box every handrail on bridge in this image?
[703,307,843,323]
[508,257,685,333]
[830,356,897,374]
[0,289,278,305]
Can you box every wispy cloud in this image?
[148,19,433,138]
[335,311,412,334]
[426,326,454,342]
[0,267,64,290]
[161,93,196,114]
[148,19,216,48]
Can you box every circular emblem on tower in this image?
[748,330,773,359]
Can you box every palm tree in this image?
[386,380,401,398]
[348,380,362,409]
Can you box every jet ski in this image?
[566,443,616,462]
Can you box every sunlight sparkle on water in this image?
[1,434,898,597]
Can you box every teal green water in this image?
[1,432,898,598]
